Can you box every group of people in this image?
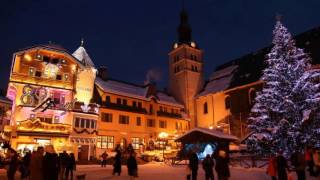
[4,145,76,180]
[267,148,320,180]
[187,150,230,180]
[101,144,138,179]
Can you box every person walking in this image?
[20,151,31,179]
[291,151,306,180]
[215,150,230,180]
[66,153,76,180]
[101,151,108,167]
[276,151,289,180]
[29,146,44,180]
[266,156,277,180]
[43,145,59,180]
[216,150,230,180]
[188,151,199,180]
[6,148,18,180]
[113,149,122,176]
[202,154,215,180]
[312,149,320,177]
[127,152,138,179]
[305,146,315,177]
[59,150,69,180]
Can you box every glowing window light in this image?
[23,54,32,61]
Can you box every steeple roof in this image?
[177,8,192,44]
[72,41,95,67]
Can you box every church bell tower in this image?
[168,8,204,128]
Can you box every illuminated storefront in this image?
[5,44,98,160]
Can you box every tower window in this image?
[195,66,198,72]
[116,98,121,104]
[122,99,127,106]
[106,96,111,104]
[203,102,208,114]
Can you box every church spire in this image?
[177,2,192,44]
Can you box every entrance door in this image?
[78,145,89,161]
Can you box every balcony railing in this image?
[157,111,182,119]
[10,73,73,89]
[101,102,147,114]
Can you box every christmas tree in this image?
[247,19,320,157]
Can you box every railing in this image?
[102,102,147,114]
[157,111,182,119]
[10,73,73,89]
[229,155,269,168]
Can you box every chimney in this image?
[146,82,158,98]
[98,66,108,81]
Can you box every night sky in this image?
[1,0,320,91]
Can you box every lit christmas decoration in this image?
[247,19,320,157]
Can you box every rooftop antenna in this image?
[80,38,84,47]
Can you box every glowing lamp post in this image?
[158,132,168,161]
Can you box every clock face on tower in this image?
[43,63,59,79]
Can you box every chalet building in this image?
[5,43,99,160]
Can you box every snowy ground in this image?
[0,162,317,180]
[75,162,318,180]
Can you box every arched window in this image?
[225,96,231,110]
[203,102,208,114]
[248,88,256,105]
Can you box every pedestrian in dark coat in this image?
[6,148,18,180]
[202,154,214,180]
[29,147,44,180]
[20,151,31,179]
[59,150,69,180]
[276,151,289,180]
[113,150,122,176]
[188,151,199,180]
[66,153,76,180]
[215,150,230,180]
[101,151,108,167]
[291,151,306,180]
[43,145,59,180]
[127,152,138,179]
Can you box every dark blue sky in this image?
[1,0,320,90]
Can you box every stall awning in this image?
[175,127,239,144]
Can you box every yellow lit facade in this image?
[6,44,99,160]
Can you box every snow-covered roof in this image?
[72,46,95,67]
[95,77,184,108]
[197,65,238,97]
[176,127,239,142]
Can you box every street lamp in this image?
[158,132,168,161]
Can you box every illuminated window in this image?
[147,119,155,127]
[101,113,112,123]
[203,102,208,114]
[97,136,114,149]
[29,67,35,76]
[136,117,141,126]
[225,96,231,109]
[119,115,129,124]
[159,120,167,128]
[131,137,140,150]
